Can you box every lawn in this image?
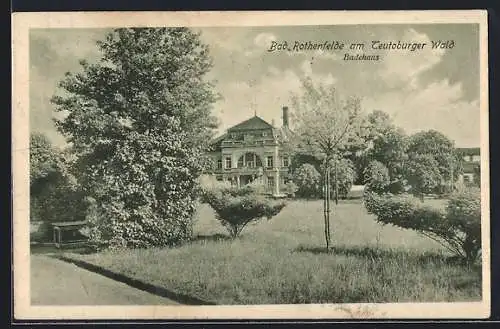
[65,199,482,305]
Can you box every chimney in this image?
[282,106,289,128]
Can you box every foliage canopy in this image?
[52,28,219,249]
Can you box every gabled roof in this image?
[208,133,227,150]
[208,115,295,148]
[210,133,227,145]
[227,115,274,131]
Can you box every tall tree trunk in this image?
[334,159,339,205]
[450,163,454,193]
[326,169,331,248]
[323,163,331,251]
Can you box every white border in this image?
[12,10,490,320]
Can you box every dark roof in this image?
[209,115,295,147]
[227,115,274,132]
[212,133,227,143]
[457,147,480,156]
[209,133,227,148]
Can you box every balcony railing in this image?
[221,139,278,147]
[212,166,289,175]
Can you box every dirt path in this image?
[30,255,181,305]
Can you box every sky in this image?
[29,24,480,148]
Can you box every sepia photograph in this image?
[12,10,490,320]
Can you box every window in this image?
[217,159,223,169]
[238,153,262,168]
[225,157,232,169]
[262,131,268,137]
[282,156,289,167]
[266,156,274,168]
[231,133,242,140]
[267,177,274,188]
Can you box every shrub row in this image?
[364,188,481,263]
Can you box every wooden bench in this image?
[51,221,88,248]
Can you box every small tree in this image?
[204,187,286,238]
[290,77,366,250]
[291,163,322,198]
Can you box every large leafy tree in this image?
[406,130,461,193]
[52,28,219,249]
[30,133,86,242]
[30,133,61,186]
[292,163,322,198]
[404,153,442,200]
[288,152,321,176]
[327,158,357,200]
[290,77,367,250]
[363,160,390,193]
[30,133,64,224]
[358,110,407,191]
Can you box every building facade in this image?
[457,147,480,186]
[205,107,293,196]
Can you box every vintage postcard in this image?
[12,10,490,320]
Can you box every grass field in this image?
[65,199,482,304]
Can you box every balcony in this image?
[221,139,278,148]
[213,166,289,176]
[222,166,263,175]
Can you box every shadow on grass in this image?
[30,243,97,255]
[191,233,232,243]
[54,254,216,305]
[293,244,472,267]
